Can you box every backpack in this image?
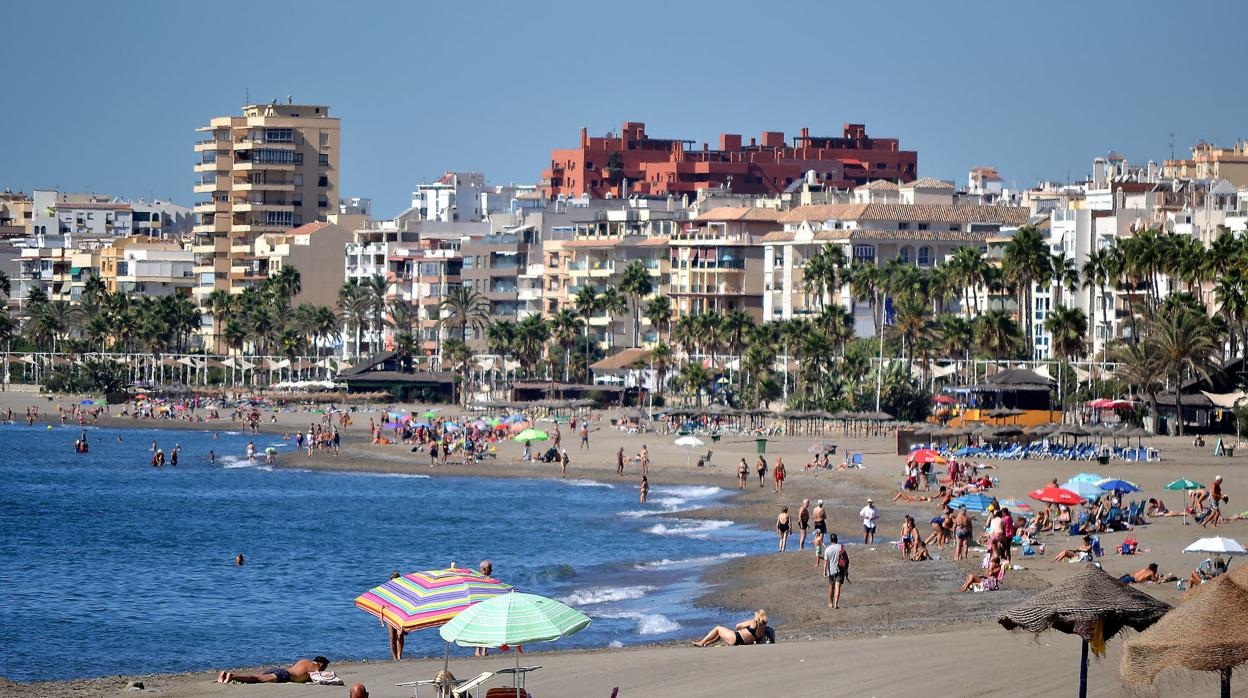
[836,547,850,574]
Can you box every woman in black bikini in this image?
[776,507,791,552]
[692,609,768,647]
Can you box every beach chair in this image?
[850,452,863,468]
[450,672,496,698]
[1090,536,1104,558]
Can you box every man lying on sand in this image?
[218,656,328,684]
[1119,563,1177,584]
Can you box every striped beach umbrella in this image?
[439,591,591,648]
[354,568,513,632]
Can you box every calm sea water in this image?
[0,424,767,682]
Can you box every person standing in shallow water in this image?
[776,507,791,552]
[737,458,748,489]
[798,499,811,549]
[756,455,767,487]
[640,475,649,503]
[617,447,625,476]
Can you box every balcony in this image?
[233,180,295,192]
[517,288,542,301]
[193,177,226,194]
[194,161,227,173]
[194,139,229,152]
[233,160,295,172]
[232,200,294,212]
[233,138,296,151]
[194,200,230,214]
[519,263,544,278]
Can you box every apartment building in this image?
[0,191,32,237]
[668,207,782,322]
[1163,141,1248,188]
[542,121,917,199]
[98,236,195,297]
[460,226,542,335]
[411,172,485,222]
[251,219,355,307]
[386,239,463,353]
[15,245,96,303]
[192,101,340,326]
[762,194,1030,334]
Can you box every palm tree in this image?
[441,337,473,405]
[1080,248,1111,356]
[573,285,601,361]
[618,261,653,347]
[802,244,845,308]
[816,303,854,356]
[937,315,975,381]
[596,286,628,348]
[1144,307,1220,436]
[1044,306,1088,363]
[1001,225,1049,353]
[949,246,988,314]
[846,261,883,335]
[648,342,674,403]
[485,321,515,357]
[886,297,931,372]
[0,269,9,298]
[1049,252,1080,308]
[975,309,1023,360]
[337,280,370,359]
[1214,268,1247,360]
[207,289,234,354]
[437,285,490,346]
[676,362,712,407]
[362,274,390,352]
[1111,340,1162,433]
[671,313,700,363]
[269,265,302,304]
[644,295,673,343]
[512,314,550,376]
[549,308,584,382]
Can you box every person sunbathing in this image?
[960,556,1004,592]
[1145,498,1182,517]
[1052,536,1094,562]
[218,657,328,684]
[1119,563,1177,584]
[692,609,768,647]
[911,539,932,561]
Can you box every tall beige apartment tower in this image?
[192,101,340,343]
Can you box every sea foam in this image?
[560,585,656,605]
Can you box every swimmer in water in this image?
[235,553,245,566]
[209,450,216,465]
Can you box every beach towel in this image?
[309,670,343,686]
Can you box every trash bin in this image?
[1098,455,1110,465]
[755,438,768,455]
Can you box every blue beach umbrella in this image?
[1062,479,1104,500]
[950,493,994,511]
[1070,473,1105,484]
[1097,479,1140,493]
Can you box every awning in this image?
[1201,390,1248,409]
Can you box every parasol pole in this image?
[1078,638,1089,698]
[442,641,451,696]
[1222,667,1231,698]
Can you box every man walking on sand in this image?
[617,446,625,476]
[580,421,590,449]
[812,499,827,537]
[859,498,878,544]
[822,533,847,609]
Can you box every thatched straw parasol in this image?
[1122,564,1248,697]
[1000,564,1171,698]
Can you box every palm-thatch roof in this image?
[1121,564,1248,684]
[999,564,1171,641]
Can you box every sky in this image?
[2,0,1246,217]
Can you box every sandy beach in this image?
[7,388,1247,697]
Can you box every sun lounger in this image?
[451,672,496,698]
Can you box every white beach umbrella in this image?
[1183,537,1248,557]
[674,435,705,467]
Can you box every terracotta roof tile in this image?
[902,177,955,189]
[779,203,1029,226]
[693,207,785,222]
[857,180,899,191]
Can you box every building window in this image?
[899,246,912,263]
[949,224,960,232]
[918,246,931,266]
[319,154,330,166]
[318,197,328,208]
[852,244,875,260]
[918,223,929,231]
[318,176,329,187]
[898,222,909,230]
[293,195,303,207]
[319,131,329,146]
[293,174,304,186]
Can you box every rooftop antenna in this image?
[245,87,250,105]
[1169,131,1175,160]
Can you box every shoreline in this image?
[11,394,1248,696]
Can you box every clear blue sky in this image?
[3,0,1245,216]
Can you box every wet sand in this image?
[7,389,1248,696]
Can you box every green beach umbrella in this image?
[439,591,591,647]
[1165,479,1205,525]
[514,428,549,443]
[1165,479,1205,491]
[439,591,591,689]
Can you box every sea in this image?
[0,423,769,682]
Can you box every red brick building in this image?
[541,121,917,199]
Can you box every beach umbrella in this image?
[1063,479,1107,501]
[422,410,439,419]
[440,592,591,687]
[354,568,514,633]
[1000,564,1171,698]
[1184,537,1248,557]
[1070,472,1105,484]
[1166,478,1206,491]
[950,493,994,512]
[932,394,956,405]
[674,435,705,467]
[1031,486,1085,506]
[412,421,432,429]
[514,428,549,443]
[997,497,1032,512]
[1122,564,1248,697]
[908,448,946,464]
[1097,479,1141,494]
[382,422,403,429]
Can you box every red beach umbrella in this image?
[908,448,947,464]
[1030,486,1085,506]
